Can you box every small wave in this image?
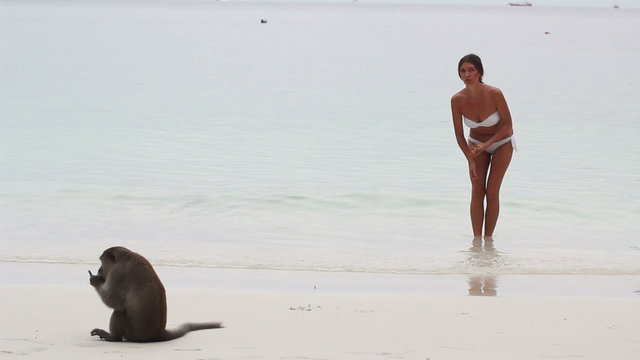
[80,192,465,216]
[3,250,640,277]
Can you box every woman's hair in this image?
[458,54,484,83]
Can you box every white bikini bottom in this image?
[468,136,516,154]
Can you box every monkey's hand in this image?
[88,270,105,287]
[91,328,119,341]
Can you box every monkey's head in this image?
[98,247,119,273]
[100,246,133,272]
[89,246,129,287]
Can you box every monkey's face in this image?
[98,249,118,276]
[89,248,118,287]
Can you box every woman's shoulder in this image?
[483,84,504,96]
[451,88,467,102]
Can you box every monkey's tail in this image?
[158,322,223,341]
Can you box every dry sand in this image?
[1,263,639,360]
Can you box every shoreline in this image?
[2,261,639,298]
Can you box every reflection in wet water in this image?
[468,275,497,296]
[466,238,499,296]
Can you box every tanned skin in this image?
[89,246,222,342]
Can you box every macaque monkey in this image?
[89,246,222,342]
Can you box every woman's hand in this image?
[468,142,485,158]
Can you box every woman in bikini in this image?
[450,54,514,240]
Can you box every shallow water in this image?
[1,0,639,275]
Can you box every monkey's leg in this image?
[91,311,126,341]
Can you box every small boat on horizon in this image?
[508,1,533,6]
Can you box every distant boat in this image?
[508,1,532,6]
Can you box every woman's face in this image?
[459,62,481,84]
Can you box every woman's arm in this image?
[451,95,472,159]
[451,95,478,178]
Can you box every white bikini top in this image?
[463,111,500,128]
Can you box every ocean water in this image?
[1,0,639,276]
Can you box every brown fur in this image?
[89,246,222,342]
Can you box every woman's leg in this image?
[469,151,491,237]
[484,142,513,237]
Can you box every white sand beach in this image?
[1,263,639,360]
